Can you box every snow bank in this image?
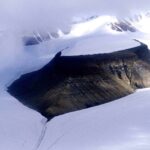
[0,40,50,150]
[0,90,46,150]
[62,35,139,56]
[38,88,150,150]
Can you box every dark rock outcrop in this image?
[110,20,137,32]
[8,43,150,119]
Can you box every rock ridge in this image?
[8,42,150,119]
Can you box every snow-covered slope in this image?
[37,88,150,150]
[24,12,150,57]
[109,12,150,33]
[23,11,150,46]
[0,90,46,150]
[70,12,150,34]
[62,35,139,56]
[0,45,52,150]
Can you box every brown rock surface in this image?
[8,43,150,119]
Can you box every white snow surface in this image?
[0,90,46,150]
[0,55,50,150]
[62,35,139,56]
[38,88,150,150]
[1,14,150,150]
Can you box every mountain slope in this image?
[2,10,150,150]
[37,88,150,150]
[23,12,150,46]
[8,42,150,119]
[0,90,46,150]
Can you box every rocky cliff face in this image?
[8,43,150,119]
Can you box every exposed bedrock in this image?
[8,43,150,119]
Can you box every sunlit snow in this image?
[132,13,150,33]
[69,15,117,37]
